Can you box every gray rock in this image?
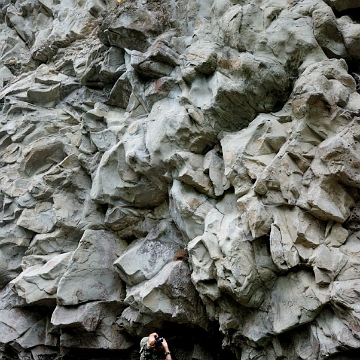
[0,307,42,344]
[57,229,126,305]
[17,202,56,234]
[106,72,132,108]
[1,0,360,358]
[10,252,72,306]
[130,36,178,78]
[169,180,216,241]
[52,301,122,332]
[338,16,360,59]
[171,151,214,197]
[16,317,58,349]
[114,219,185,286]
[91,140,167,208]
[123,261,209,331]
[100,5,166,52]
[270,271,329,335]
[312,2,348,59]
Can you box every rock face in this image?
[1,0,360,359]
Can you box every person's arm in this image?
[140,334,157,355]
[148,333,158,347]
[161,338,172,360]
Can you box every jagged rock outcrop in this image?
[1,0,360,359]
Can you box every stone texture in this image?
[10,252,73,306]
[1,0,360,359]
[57,229,127,306]
[114,219,185,286]
[123,261,209,333]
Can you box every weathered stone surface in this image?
[123,261,209,331]
[17,202,56,234]
[0,308,43,344]
[130,35,178,79]
[312,307,360,359]
[221,113,287,197]
[171,151,214,197]
[312,2,348,59]
[338,16,360,59]
[91,140,167,208]
[26,228,80,256]
[106,72,132,108]
[0,243,27,288]
[2,0,360,359]
[99,5,166,52]
[52,301,125,334]
[169,180,216,241]
[57,229,127,306]
[189,193,278,311]
[201,52,290,132]
[114,220,185,286]
[270,271,329,335]
[16,321,58,352]
[10,252,72,306]
[144,97,215,167]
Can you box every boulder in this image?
[15,317,58,350]
[312,308,360,359]
[170,151,214,197]
[202,52,290,132]
[221,114,287,197]
[51,301,126,333]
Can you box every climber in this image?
[140,332,173,360]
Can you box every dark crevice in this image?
[327,348,360,359]
[333,8,360,23]
[345,58,360,93]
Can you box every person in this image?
[139,332,172,360]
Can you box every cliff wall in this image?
[1,0,360,359]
